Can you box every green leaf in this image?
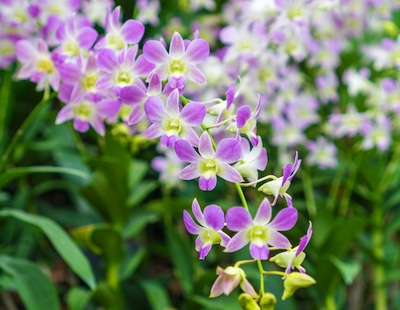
[128,181,158,208]
[122,211,161,239]
[166,226,196,295]
[0,209,96,289]
[140,280,172,310]
[119,247,146,281]
[0,255,60,310]
[0,166,90,189]
[328,256,361,285]
[67,286,94,310]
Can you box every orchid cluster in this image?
[171,0,400,170]
[7,0,316,307]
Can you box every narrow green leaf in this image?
[0,209,96,289]
[166,226,195,295]
[122,211,161,239]
[0,166,90,189]
[119,247,146,281]
[0,255,60,310]
[67,286,94,310]
[127,181,158,208]
[140,280,172,310]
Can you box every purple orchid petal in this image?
[289,152,301,181]
[147,74,162,95]
[192,198,206,226]
[219,231,231,247]
[226,86,235,109]
[169,32,185,59]
[144,96,166,123]
[284,195,293,208]
[91,116,105,136]
[186,64,207,84]
[120,19,144,44]
[55,105,73,124]
[120,85,146,105]
[95,74,114,90]
[128,105,145,124]
[199,244,212,260]
[180,102,205,126]
[224,230,249,252]
[74,118,90,133]
[218,163,243,183]
[160,134,178,147]
[204,205,224,230]
[166,89,180,116]
[209,275,225,297]
[97,99,120,118]
[174,139,200,162]
[181,126,200,147]
[180,163,201,180]
[268,230,291,249]
[296,221,312,256]
[143,40,169,64]
[226,207,252,231]
[97,49,118,72]
[134,55,155,76]
[253,199,272,226]
[198,132,215,158]
[17,64,35,79]
[77,27,98,49]
[184,39,210,63]
[281,162,293,186]
[15,40,37,62]
[146,123,163,139]
[58,62,81,84]
[269,207,298,231]
[183,210,202,234]
[219,26,237,44]
[236,105,252,129]
[168,76,186,90]
[215,138,241,163]
[249,243,269,260]
[240,278,258,298]
[199,175,217,191]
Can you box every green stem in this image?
[257,260,265,295]
[339,153,362,215]
[235,182,248,210]
[327,154,346,211]
[372,203,387,310]
[324,294,337,310]
[0,70,12,154]
[0,91,55,172]
[106,261,120,290]
[301,170,317,217]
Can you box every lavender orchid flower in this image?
[174,132,243,191]
[144,88,205,147]
[258,152,301,207]
[143,31,210,90]
[95,6,144,50]
[270,222,312,274]
[183,198,230,260]
[225,198,298,260]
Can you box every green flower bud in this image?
[238,293,261,310]
[282,272,316,300]
[260,292,277,310]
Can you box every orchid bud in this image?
[282,272,316,300]
[260,292,277,310]
[238,293,261,310]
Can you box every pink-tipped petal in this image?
[165,88,180,116]
[55,105,73,124]
[120,19,144,44]
[144,96,166,122]
[77,27,98,49]
[143,40,169,64]
[174,139,200,162]
[180,163,201,180]
[269,207,298,231]
[224,230,249,252]
[198,132,214,158]
[199,175,217,191]
[253,198,272,226]
[268,230,291,249]
[249,243,269,260]
[185,39,210,63]
[236,105,252,129]
[192,198,206,226]
[169,32,185,59]
[145,123,163,139]
[186,64,207,84]
[180,102,205,126]
[183,210,201,234]
[215,138,241,163]
[97,49,118,72]
[218,163,243,183]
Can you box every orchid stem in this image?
[235,182,249,210]
[257,260,265,295]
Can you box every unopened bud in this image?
[260,292,277,310]
[282,272,316,300]
[238,293,261,310]
[383,21,399,38]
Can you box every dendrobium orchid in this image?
[183,199,230,259]
[258,152,301,207]
[144,88,205,147]
[174,132,243,191]
[142,31,210,90]
[270,222,312,274]
[209,266,257,298]
[225,199,298,260]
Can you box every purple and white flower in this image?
[183,198,230,259]
[174,132,243,191]
[225,198,298,260]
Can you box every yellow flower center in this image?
[116,71,132,86]
[73,101,94,120]
[106,33,125,50]
[169,59,186,77]
[83,73,98,91]
[199,228,221,246]
[248,225,268,246]
[163,118,182,136]
[200,158,218,179]
[37,58,54,74]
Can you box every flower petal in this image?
[97,49,118,72]
[184,39,210,63]
[183,210,201,234]
[169,32,185,59]
[180,163,201,180]
[120,19,144,44]
[269,207,298,231]
[199,175,217,191]
[215,138,241,163]
[192,198,205,226]
[218,163,243,183]
[143,40,169,64]
[204,205,224,230]
[120,85,146,105]
[77,27,98,49]
[180,102,205,126]
[198,132,214,158]
[249,243,269,260]
[236,105,252,129]
[166,88,180,116]
[145,123,163,139]
[174,139,200,162]
[144,96,166,123]
[268,230,291,249]
[253,198,272,226]
[224,230,249,252]
[226,207,252,231]
[186,64,207,84]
